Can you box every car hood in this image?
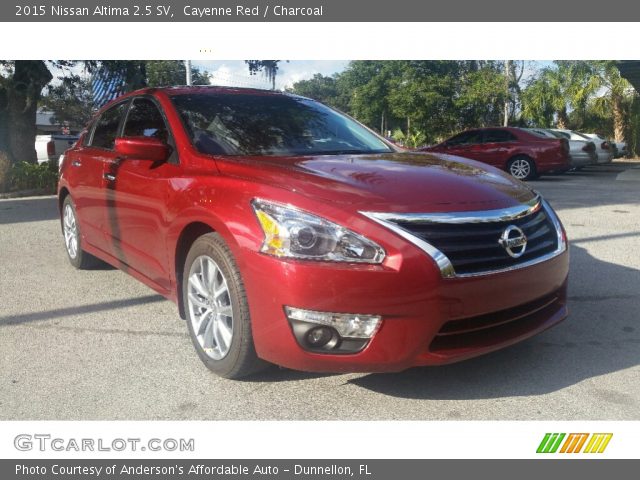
[216,152,536,213]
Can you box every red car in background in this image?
[58,88,569,379]
[421,127,570,181]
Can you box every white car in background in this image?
[612,141,627,158]
[35,134,79,165]
[552,130,613,164]
[529,128,597,169]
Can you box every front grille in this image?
[429,292,564,353]
[392,206,559,275]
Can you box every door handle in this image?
[71,160,81,167]
[104,173,116,182]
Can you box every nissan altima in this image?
[58,87,569,378]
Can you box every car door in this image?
[477,129,517,167]
[67,101,129,255]
[103,96,180,292]
[439,130,483,160]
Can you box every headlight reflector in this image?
[252,199,385,263]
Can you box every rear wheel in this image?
[61,196,100,269]
[507,156,537,181]
[183,233,268,379]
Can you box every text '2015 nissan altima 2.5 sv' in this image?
[58,86,569,379]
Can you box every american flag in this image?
[91,67,126,108]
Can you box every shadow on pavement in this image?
[0,295,166,326]
[253,245,640,401]
[347,244,639,400]
[0,196,58,224]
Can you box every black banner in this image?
[6,0,640,22]
[3,459,639,480]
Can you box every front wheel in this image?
[61,196,100,269]
[507,156,537,181]
[183,233,268,379]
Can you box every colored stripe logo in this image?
[537,433,612,453]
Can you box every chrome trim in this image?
[361,196,567,279]
[369,195,541,225]
[361,212,456,278]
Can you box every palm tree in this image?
[521,61,599,128]
[588,61,634,143]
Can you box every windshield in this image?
[170,92,393,156]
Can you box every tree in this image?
[339,61,402,134]
[245,60,282,90]
[588,61,634,142]
[0,61,53,165]
[40,76,94,128]
[288,73,346,109]
[455,62,507,130]
[521,61,599,129]
[146,61,209,87]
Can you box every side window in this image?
[90,102,128,150]
[448,131,482,146]
[123,98,169,142]
[483,130,516,143]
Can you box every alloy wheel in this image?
[510,159,531,180]
[63,204,79,259]
[187,255,234,360]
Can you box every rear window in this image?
[527,129,550,138]
[572,131,592,141]
[170,93,392,156]
[552,131,570,140]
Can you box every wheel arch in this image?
[58,187,70,215]
[174,221,217,319]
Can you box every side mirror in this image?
[115,137,170,162]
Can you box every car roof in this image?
[135,85,293,97]
[97,85,308,114]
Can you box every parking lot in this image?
[1,160,639,421]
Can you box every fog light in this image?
[285,307,382,339]
[306,327,334,347]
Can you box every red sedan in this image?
[58,87,569,378]
[421,127,571,180]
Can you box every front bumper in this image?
[238,240,569,373]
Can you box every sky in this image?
[192,60,351,90]
[192,60,552,90]
[43,60,550,90]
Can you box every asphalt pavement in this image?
[1,161,639,420]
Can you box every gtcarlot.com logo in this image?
[536,433,613,454]
[14,434,195,452]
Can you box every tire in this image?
[507,156,537,181]
[183,233,268,379]
[61,196,100,269]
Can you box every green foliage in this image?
[8,161,58,193]
[521,61,600,128]
[286,73,346,109]
[41,76,94,127]
[245,60,283,89]
[391,128,426,148]
[290,60,510,143]
[146,60,209,87]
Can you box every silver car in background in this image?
[528,128,597,169]
[571,132,614,164]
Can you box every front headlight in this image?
[251,199,385,264]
